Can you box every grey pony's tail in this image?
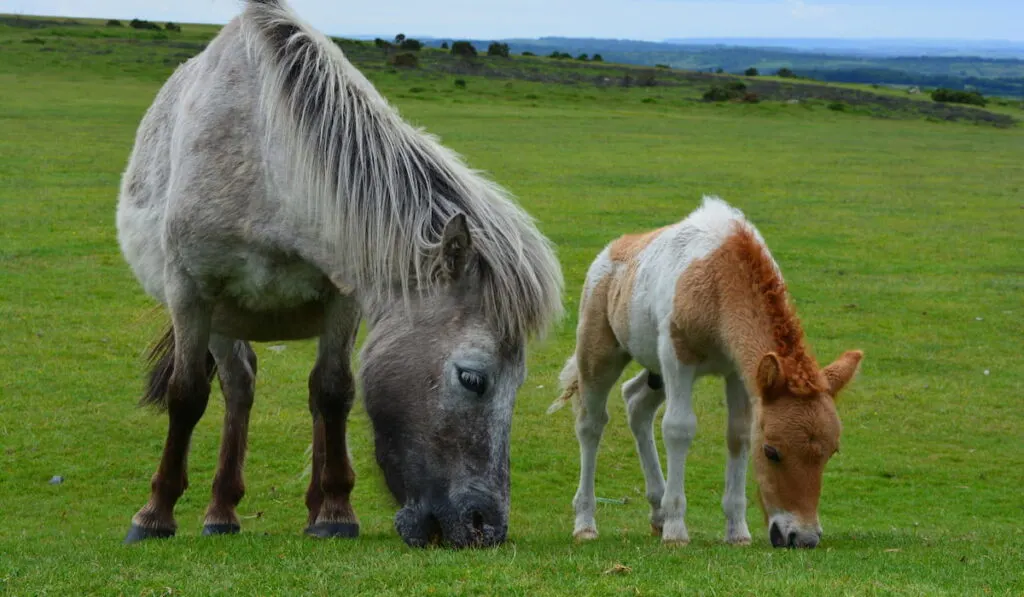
[546,354,581,415]
[139,326,217,412]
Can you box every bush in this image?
[22,37,45,44]
[388,52,419,68]
[106,19,122,27]
[655,63,670,69]
[548,51,572,60]
[450,41,477,57]
[931,88,986,107]
[129,18,161,30]
[591,54,603,62]
[703,83,755,102]
[776,67,796,78]
[394,33,406,45]
[454,78,467,89]
[521,51,535,56]
[828,102,847,111]
[715,67,724,74]
[399,38,423,51]
[744,67,758,76]
[487,42,510,58]
[576,53,589,61]
[440,41,449,50]
[164,22,181,32]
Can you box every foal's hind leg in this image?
[125,272,213,544]
[304,294,360,538]
[202,335,257,536]
[622,370,667,536]
[722,373,752,545]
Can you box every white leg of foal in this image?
[657,334,697,546]
[723,373,752,545]
[623,370,667,535]
[572,373,621,541]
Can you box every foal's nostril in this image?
[769,522,786,548]
[787,531,797,547]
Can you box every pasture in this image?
[1,14,1023,596]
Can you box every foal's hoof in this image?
[573,528,598,542]
[202,523,241,536]
[305,522,359,539]
[123,524,175,545]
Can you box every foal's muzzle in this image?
[394,493,507,548]
[769,519,822,549]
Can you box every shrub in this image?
[715,67,724,74]
[776,67,796,78]
[129,18,161,30]
[164,22,181,32]
[399,38,422,51]
[374,38,390,49]
[521,51,535,56]
[703,86,737,101]
[549,51,572,59]
[22,37,45,44]
[828,102,847,111]
[576,53,589,61]
[741,92,760,103]
[454,78,467,89]
[641,97,656,104]
[591,54,603,62]
[440,41,449,49]
[744,67,758,76]
[388,52,419,68]
[451,41,477,57]
[394,33,406,45]
[655,63,670,69]
[106,19,122,27]
[726,81,747,92]
[487,42,510,58]
[931,88,986,107]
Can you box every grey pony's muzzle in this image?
[394,493,507,548]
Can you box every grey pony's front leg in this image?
[304,293,361,538]
[202,335,258,536]
[125,268,213,544]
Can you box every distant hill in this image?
[415,36,1024,97]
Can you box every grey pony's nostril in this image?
[788,531,797,547]
[471,511,485,532]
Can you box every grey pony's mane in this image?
[240,0,563,343]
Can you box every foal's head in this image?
[359,214,532,548]
[751,349,863,548]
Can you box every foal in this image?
[549,196,863,548]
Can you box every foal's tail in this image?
[546,354,580,415]
[139,326,217,412]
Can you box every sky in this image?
[1,0,1022,43]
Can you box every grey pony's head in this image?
[359,214,527,548]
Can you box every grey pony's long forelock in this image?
[239,0,563,343]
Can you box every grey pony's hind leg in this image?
[125,271,214,544]
[304,293,361,538]
[202,335,258,536]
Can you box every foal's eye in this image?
[763,444,782,463]
[457,368,487,395]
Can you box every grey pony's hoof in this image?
[124,524,175,544]
[202,523,241,536]
[304,522,359,538]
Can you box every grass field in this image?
[1,14,1023,597]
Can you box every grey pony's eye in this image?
[763,444,782,463]
[457,367,487,395]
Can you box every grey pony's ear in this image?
[438,213,473,283]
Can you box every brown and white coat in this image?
[550,196,863,548]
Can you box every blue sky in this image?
[1,0,1021,42]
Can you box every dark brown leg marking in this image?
[203,337,257,536]
[304,296,360,539]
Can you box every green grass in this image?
[2,15,1023,597]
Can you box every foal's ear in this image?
[823,350,863,398]
[756,352,785,401]
[438,213,473,282]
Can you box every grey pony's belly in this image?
[211,299,327,342]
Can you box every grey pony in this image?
[116,0,563,548]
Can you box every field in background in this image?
[1,14,1023,596]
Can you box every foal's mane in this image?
[240,0,563,343]
[728,223,824,396]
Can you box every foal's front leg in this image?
[656,333,697,546]
[722,373,752,545]
[304,294,360,538]
[202,336,257,536]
